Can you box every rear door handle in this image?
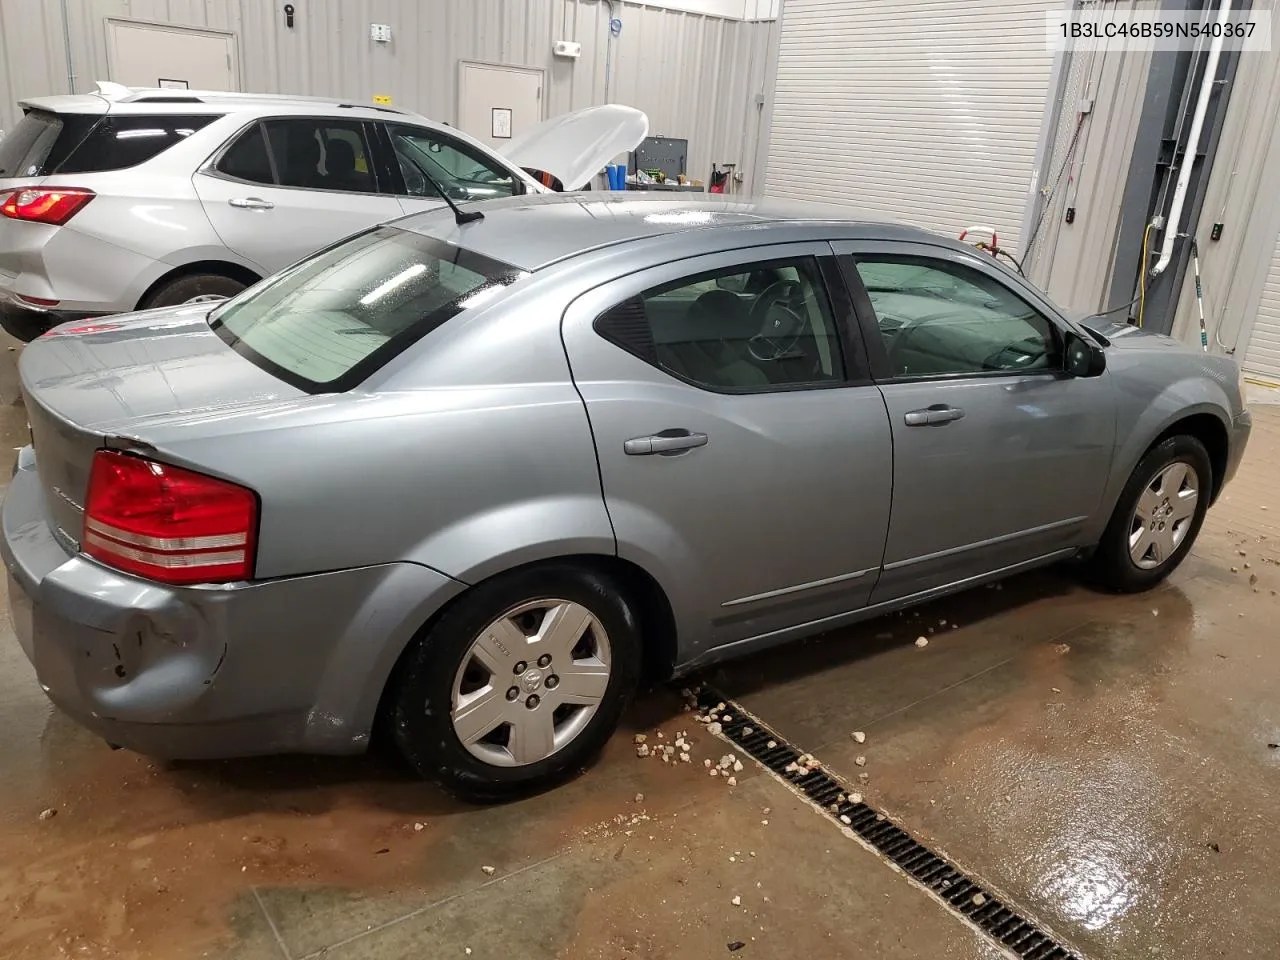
[228,197,274,210]
[904,405,965,426]
[623,431,709,456]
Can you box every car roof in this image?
[394,192,959,272]
[18,84,418,121]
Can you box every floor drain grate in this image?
[696,688,1080,960]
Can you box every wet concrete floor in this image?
[1,336,1277,959]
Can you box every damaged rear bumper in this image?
[1,450,466,759]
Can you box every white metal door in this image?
[762,0,1057,252]
[1243,230,1280,382]
[106,20,237,91]
[458,63,543,150]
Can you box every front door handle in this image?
[904,405,965,426]
[623,431,709,456]
[228,196,274,210]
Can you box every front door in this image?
[560,243,893,656]
[195,117,403,275]
[833,240,1116,602]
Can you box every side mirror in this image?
[1064,332,1106,377]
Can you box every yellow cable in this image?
[1138,223,1152,327]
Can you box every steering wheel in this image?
[748,279,808,362]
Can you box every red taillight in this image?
[83,450,257,585]
[1,186,95,225]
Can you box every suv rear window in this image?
[0,110,96,177]
[209,226,525,391]
[56,114,218,173]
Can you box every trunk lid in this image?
[19,305,302,548]
[500,104,648,191]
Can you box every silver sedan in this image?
[2,194,1252,800]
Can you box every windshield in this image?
[210,226,524,392]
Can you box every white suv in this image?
[0,82,645,340]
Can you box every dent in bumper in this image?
[3,462,467,758]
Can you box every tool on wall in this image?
[958,225,1025,277]
[283,3,295,29]
[1190,238,1209,351]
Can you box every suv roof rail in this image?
[95,81,413,114]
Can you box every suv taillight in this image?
[1,186,94,225]
[83,450,257,585]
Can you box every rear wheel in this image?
[388,564,641,802]
[140,272,248,309]
[1090,434,1212,592]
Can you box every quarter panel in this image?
[147,383,614,581]
[14,224,166,313]
[127,288,615,582]
[59,175,221,263]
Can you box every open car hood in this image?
[500,104,648,191]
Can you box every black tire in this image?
[388,564,641,803]
[140,272,248,310]
[1090,434,1213,593]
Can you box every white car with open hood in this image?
[0,82,648,339]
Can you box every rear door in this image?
[194,117,403,274]
[834,240,1116,602]
[561,243,893,655]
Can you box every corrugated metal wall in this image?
[0,0,777,187]
[1170,12,1280,371]
[1023,9,1156,314]
[762,0,1058,253]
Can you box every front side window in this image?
[210,227,524,391]
[387,123,518,201]
[595,258,844,392]
[853,256,1059,378]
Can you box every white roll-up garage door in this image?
[1243,231,1280,382]
[763,0,1057,252]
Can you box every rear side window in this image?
[594,258,845,392]
[55,115,218,173]
[0,110,96,177]
[216,123,273,183]
[210,226,525,391]
[214,118,378,193]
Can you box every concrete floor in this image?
[1,337,1277,960]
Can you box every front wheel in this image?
[388,564,641,802]
[1090,434,1212,592]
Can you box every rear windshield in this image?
[0,110,94,177]
[209,226,525,392]
[0,110,215,178]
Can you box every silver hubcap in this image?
[1128,460,1199,569]
[183,293,227,304]
[450,599,611,767]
